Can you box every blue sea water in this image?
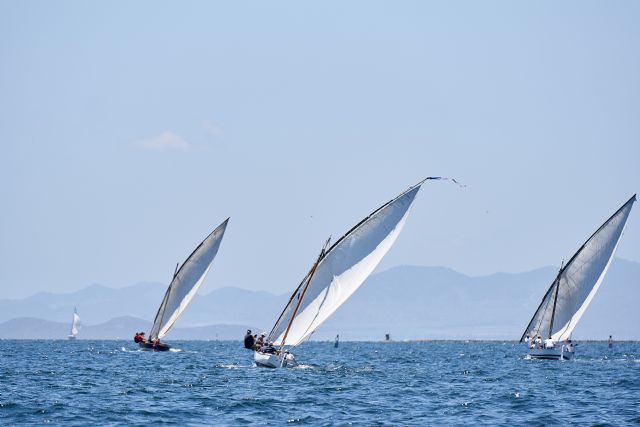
[1,340,639,425]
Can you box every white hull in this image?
[528,346,573,360]
[254,351,297,368]
[68,335,77,340]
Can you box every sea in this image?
[1,340,639,425]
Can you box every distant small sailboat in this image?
[254,180,426,368]
[139,218,229,351]
[334,334,339,348]
[68,307,80,340]
[521,195,636,360]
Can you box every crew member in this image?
[244,329,255,349]
[254,333,265,350]
[134,332,145,343]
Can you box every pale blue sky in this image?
[1,2,638,299]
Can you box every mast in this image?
[267,180,426,348]
[149,262,180,339]
[520,194,636,342]
[547,262,564,339]
[278,237,331,352]
[266,194,397,342]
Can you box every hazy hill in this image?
[0,258,637,340]
[0,316,256,340]
[318,258,639,341]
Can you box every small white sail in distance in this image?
[521,194,636,342]
[69,307,80,338]
[268,180,426,348]
[150,218,229,340]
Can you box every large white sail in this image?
[268,182,424,348]
[150,218,229,340]
[70,308,80,337]
[521,195,636,342]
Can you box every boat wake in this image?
[217,364,251,369]
[292,364,314,370]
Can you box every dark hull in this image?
[138,342,171,352]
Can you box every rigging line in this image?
[555,273,579,340]
[151,262,180,339]
[321,178,428,263]
[298,262,336,344]
[547,261,564,339]
[522,261,565,341]
[425,176,466,188]
[526,277,556,340]
[267,186,410,342]
[533,288,554,337]
[298,189,419,344]
[170,219,229,288]
[297,185,421,344]
[268,180,433,344]
[150,284,171,339]
[278,237,330,352]
[522,195,635,343]
[556,195,635,282]
[267,270,313,342]
[548,280,561,339]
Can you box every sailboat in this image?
[254,180,426,368]
[520,195,636,360]
[139,218,229,351]
[68,307,80,340]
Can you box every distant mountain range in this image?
[1,258,638,340]
[0,316,255,340]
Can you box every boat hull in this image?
[68,335,77,340]
[254,351,297,368]
[138,342,171,352]
[528,346,573,360]
[254,351,281,368]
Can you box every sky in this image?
[0,2,639,299]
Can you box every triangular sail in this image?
[150,218,229,340]
[520,195,636,342]
[268,181,424,348]
[70,308,80,337]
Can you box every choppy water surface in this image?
[1,340,639,425]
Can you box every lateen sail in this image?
[150,218,229,340]
[268,181,424,348]
[521,195,636,342]
[70,308,80,337]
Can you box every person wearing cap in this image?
[244,329,255,349]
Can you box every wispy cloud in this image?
[136,131,190,151]
[202,120,223,138]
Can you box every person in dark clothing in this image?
[260,341,276,354]
[244,329,255,349]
